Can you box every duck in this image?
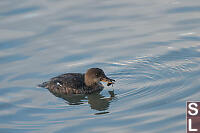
[38,68,115,94]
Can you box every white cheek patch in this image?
[56,82,62,87]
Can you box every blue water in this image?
[0,0,200,133]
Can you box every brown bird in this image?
[38,68,115,95]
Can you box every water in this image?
[0,0,200,132]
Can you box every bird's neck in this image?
[84,75,98,87]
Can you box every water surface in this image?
[0,0,200,133]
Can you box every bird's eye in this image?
[96,73,99,76]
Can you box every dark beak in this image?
[100,76,115,86]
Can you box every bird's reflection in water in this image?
[49,89,116,114]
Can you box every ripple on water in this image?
[0,0,200,132]
[110,46,200,117]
